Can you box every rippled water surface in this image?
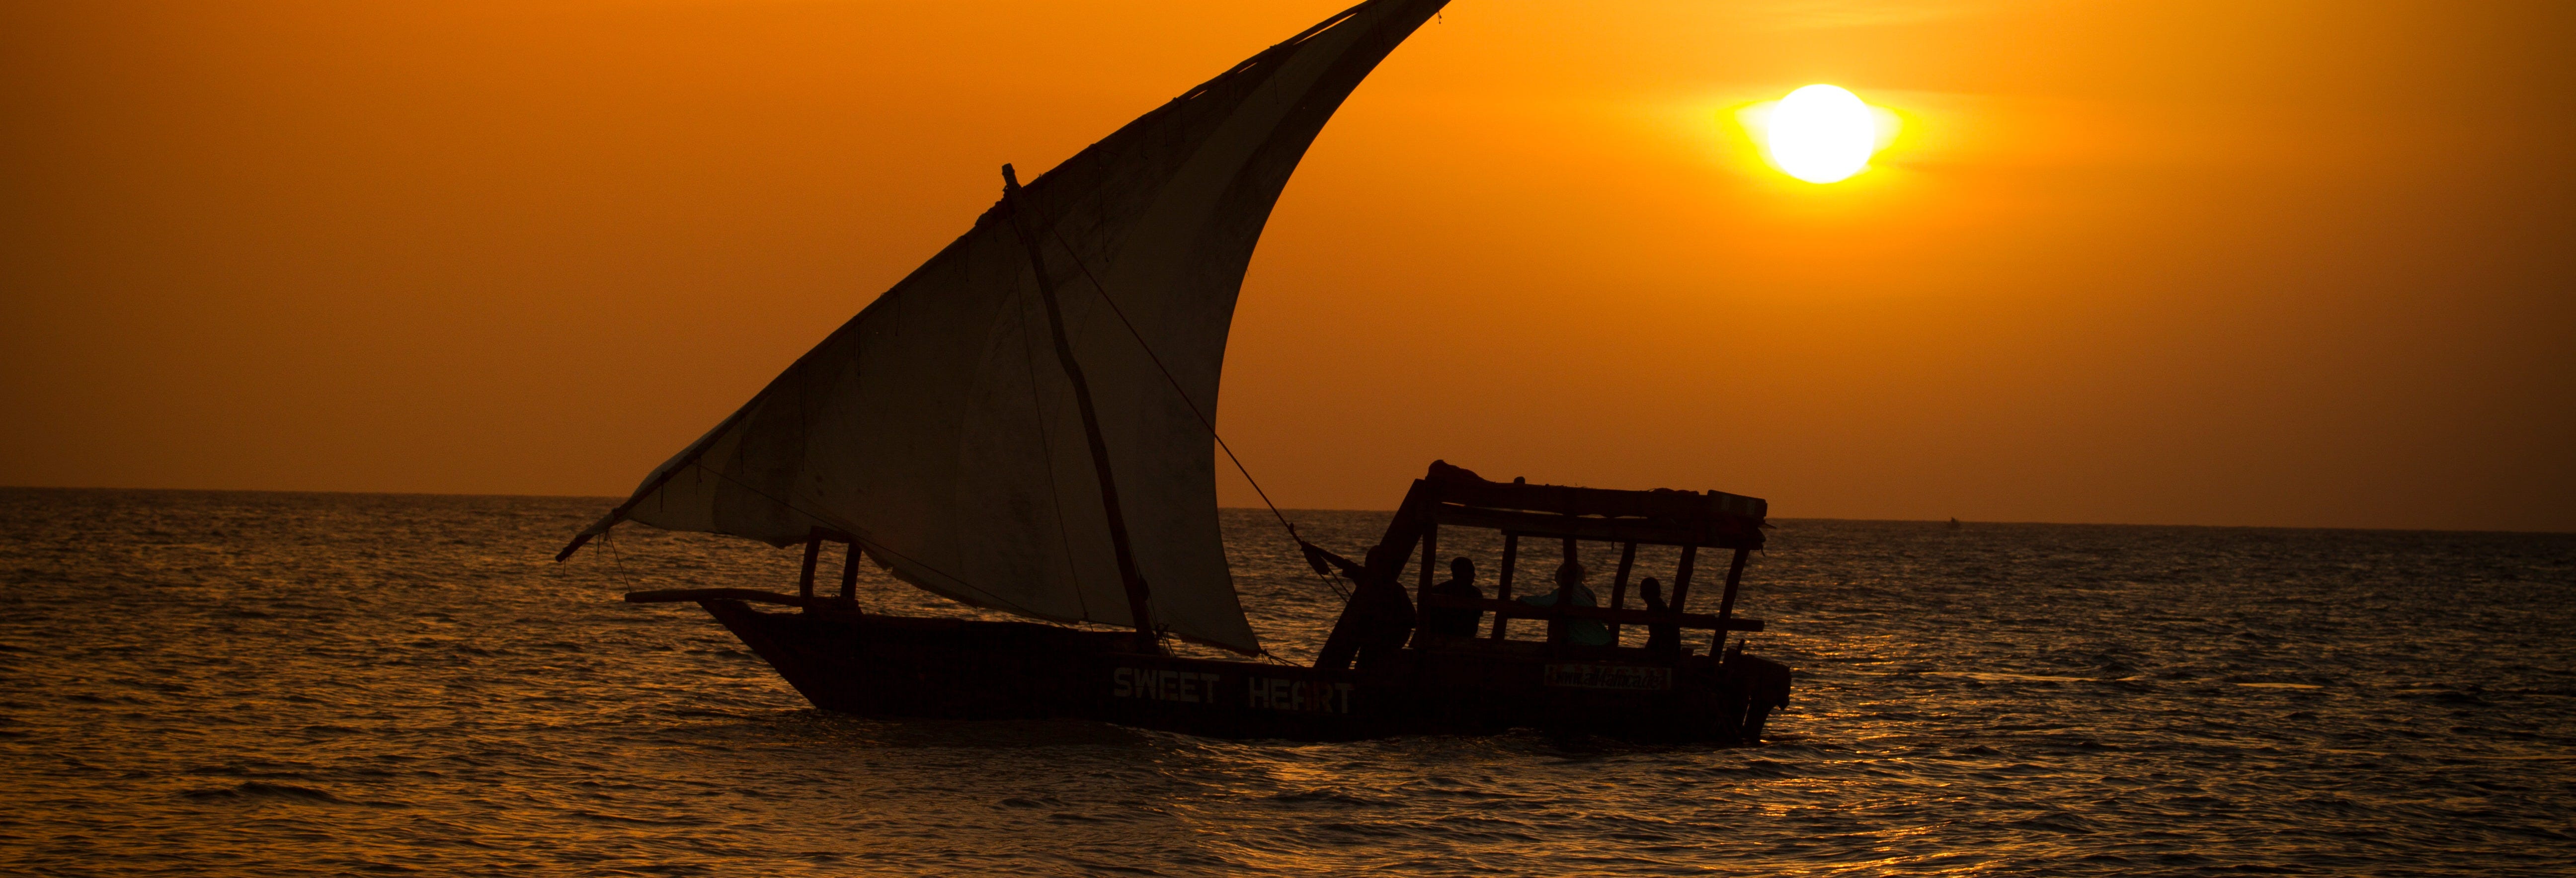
[2,488,2572,875]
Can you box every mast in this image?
[999,164,1159,645]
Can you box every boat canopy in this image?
[1415,462,1769,550]
[558,0,1451,655]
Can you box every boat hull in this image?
[697,599,1791,743]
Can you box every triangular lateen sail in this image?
[560,0,1452,655]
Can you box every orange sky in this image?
[4,0,2571,531]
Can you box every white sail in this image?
[563,0,1451,655]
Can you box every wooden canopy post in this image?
[1607,541,1637,640]
[1711,547,1750,654]
[839,542,861,601]
[1668,544,1700,609]
[1489,534,1519,640]
[798,532,822,602]
[1549,538,1579,644]
[1418,522,1439,606]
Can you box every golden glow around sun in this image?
[1758,84,1885,184]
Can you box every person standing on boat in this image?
[1522,560,1611,646]
[1637,577,1684,656]
[1420,557,1485,639]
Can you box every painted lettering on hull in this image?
[1249,677,1354,714]
[1543,663,1673,691]
[1113,667,1224,704]
[1111,668,1354,714]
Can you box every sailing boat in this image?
[559,0,1793,742]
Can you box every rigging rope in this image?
[600,529,643,592]
[1039,228,1293,534]
[1039,225,1348,601]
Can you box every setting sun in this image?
[1764,84,1881,183]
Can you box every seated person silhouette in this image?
[1638,576,1684,656]
[1520,560,1611,646]
[1419,557,1485,638]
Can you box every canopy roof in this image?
[1416,462,1769,550]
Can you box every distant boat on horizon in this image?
[556,0,1792,743]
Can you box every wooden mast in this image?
[998,164,1159,647]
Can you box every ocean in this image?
[1,488,2570,875]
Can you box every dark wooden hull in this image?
[695,599,1792,743]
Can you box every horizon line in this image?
[2,484,2567,537]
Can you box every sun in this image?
[1761,84,1883,184]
